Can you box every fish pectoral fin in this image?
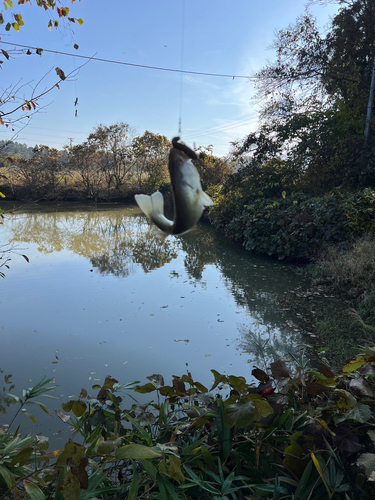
[196,189,214,207]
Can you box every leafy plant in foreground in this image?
[3,347,375,498]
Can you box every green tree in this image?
[131,131,170,192]
[66,141,103,199]
[15,145,64,199]
[236,1,375,192]
[87,123,135,191]
[194,144,234,192]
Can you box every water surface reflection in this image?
[1,202,308,444]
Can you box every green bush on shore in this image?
[209,187,375,261]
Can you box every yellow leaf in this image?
[77,18,84,25]
[311,452,332,498]
[335,389,357,412]
[314,418,335,436]
[168,455,185,482]
[342,357,367,373]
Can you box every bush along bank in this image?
[3,350,375,499]
[208,186,375,262]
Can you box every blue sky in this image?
[1,0,339,157]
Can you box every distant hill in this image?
[0,140,35,160]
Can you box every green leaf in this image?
[10,447,33,466]
[201,445,216,471]
[0,465,14,489]
[71,400,87,417]
[61,401,73,412]
[224,399,255,428]
[251,396,274,421]
[210,370,228,391]
[140,458,157,481]
[60,470,80,500]
[115,444,162,460]
[22,410,37,425]
[56,441,85,468]
[194,381,208,393]
[228,375,246,392]
[27,401,51,415]
[7,393,22,405]
[24,482,46,500]
[128,462,139,500]
[135,382,156,394]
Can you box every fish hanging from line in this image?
[134,137,214,235]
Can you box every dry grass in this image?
[316,235,375,289]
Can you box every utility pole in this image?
[365,56,375,142]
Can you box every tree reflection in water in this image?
[3,202,317,365]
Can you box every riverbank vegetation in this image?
[0,127,232,204]
[2,346,375,499]
[2,0,375,496]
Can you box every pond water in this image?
[0,202,309,446]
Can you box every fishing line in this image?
[73,56,78,117]
[178,0,185,136]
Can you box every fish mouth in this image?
[172,137,197,160]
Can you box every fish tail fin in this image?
[135,191,164,218]
[134,191,173,233]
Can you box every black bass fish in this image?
[134,137,214,235]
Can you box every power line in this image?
[182,113,258,141]
[0,41,257,80]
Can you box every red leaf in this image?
[305,382,326,396]
[262,387,275,398]
[317,365,335,379]
[6,157,13,163]
[56,6,62,16]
